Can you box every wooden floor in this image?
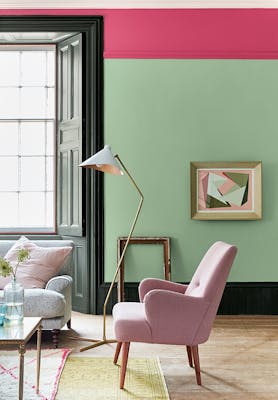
[40,313,278,399]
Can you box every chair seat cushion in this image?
[113,302,152,343]
[23,289,66,318]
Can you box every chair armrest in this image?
[139,278,187,302]
[45,275,72,296]
[144,290,210,344]
[45,275,72,324]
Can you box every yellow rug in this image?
[56,357,169,400]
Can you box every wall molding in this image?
[1,0,278,9]
[106,50,278,59]
[97,282,278,315]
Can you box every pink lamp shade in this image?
[79,145,123,175]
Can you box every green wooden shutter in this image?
[57,33,83,237]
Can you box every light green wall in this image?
[104,59,278,283]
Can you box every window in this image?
[0,45,56,233]
[0,15,104,314]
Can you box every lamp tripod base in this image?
[79,337,117,352]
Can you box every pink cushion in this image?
[113,302,152,343]
[0,237,72,289]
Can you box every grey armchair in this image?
[0,239,74,347]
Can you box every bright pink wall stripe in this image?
[1,9,278,58]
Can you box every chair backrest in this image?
[186,241,237,344]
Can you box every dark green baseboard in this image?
[97,282,278,315]
[218,282,278,315]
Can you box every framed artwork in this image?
[190,161,262,220]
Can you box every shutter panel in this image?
[57,33,83,237]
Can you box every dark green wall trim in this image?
[218,282,278,315]
[97,284,119,315]
[98,282,278,315]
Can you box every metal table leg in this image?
[18,344,26,400]
[36,324,42,394]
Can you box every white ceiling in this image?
[0,0,278,9]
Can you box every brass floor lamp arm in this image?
[80,155,144,352]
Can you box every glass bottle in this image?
[4,277,24,324]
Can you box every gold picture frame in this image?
[190,161,262,220]
[117,236,171,302]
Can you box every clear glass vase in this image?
[4,277,24,324]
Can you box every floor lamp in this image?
[79,145,144,351]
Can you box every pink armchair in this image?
[112,241,237,388]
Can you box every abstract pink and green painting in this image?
[197,169,253,212]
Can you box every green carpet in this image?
[56,357,169,399]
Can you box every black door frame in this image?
[0,16,104,314]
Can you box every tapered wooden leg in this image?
[192,345,201,385]
[186,345,193,367]
[51,329,60,348]
[114,342,122,364]
[120,342,130,389]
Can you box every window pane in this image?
[20,122,45,155]
[0,157,18,190]
[46,156,54,191]
[47,50,55,86]
[46,88,55,118]
[0,46,56,233]
[19,192,45,226]
[20,157,45,191]
[46,192,54,228]
[46,122,54,156]
[0,123,18,155]
[0,88,20,118]
[0,52,19,86]
[21,87,46,118]
[0,193,18,227]
[21,51,46,86]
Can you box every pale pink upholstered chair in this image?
[112,241,237,389]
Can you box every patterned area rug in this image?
[0,348,70,400]
[56,357,169,400]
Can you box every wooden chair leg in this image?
[120,342,130,389]
[114,342,122,364]
[192,345,201,385]
[186,345,193,367]
[51,329,60,348]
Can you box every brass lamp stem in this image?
[80,155,144,352]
